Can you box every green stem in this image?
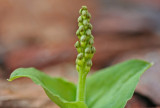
[76,71,87,102]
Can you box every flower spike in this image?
[75,6,95,75]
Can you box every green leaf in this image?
[8,68,80,108]
[63,101,88,108]
[86,59,152,108]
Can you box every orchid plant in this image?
[8,6,152,108]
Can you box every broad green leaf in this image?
[8,68,81,108]
[63,101,88,108]
[86,59,152,108]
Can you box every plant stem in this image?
[76,71,87,102]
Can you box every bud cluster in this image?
[75,6,96,74]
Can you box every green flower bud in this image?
[86,29,91,35]
[87,59,92,67]
[76,30,80,35]
[82,10,87,16]
[77,35,81,39]
[77,48,81,53]
[85,66,90,73]
[90,35,94,39]
[82,6,87,10]
[81,35,86,42]
[81,42,86,47]
[77,53,83,60]
[85,54,92,59]
[74,41,80,48]
[89,38,94,45]
[79,25,84,31]
[85,47,91,54]
[80,31,85,35]
[78,22,83,27]
[85,26,88,30]
[78,16,83,22]
[91,47,96,53]
[82,16,87,19]
[77,59,84,66]
[88,23,93,30]
[87,13,91,19]
[83,20,88,26]
[79,8,82,14]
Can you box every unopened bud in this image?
[74,41,80,48]
[85,53,93,59]
[80,31,85,35]
[87,59,92,67]
[76,30,80,35]
[86,29,91,35]
[78,22,83,27]
[85,66,90,73]
[91,47,96,53]
[88,23,93,30]
[78,16,83,22]
[77,48,81,53]
[82,6,87,10]
[83,20,88,26]
[79,25,84,31]
[77,58,84,66]
[85,47,91,54]
[79,8,82,14]
[81,35,86,42]
[82,10,87,16]
[87,13,91,19]
[81,41,86,47]
[77,53,83,60]
[90,35,94,39]
[82,16,87,19]
[89,39,94,45]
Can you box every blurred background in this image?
[0,0,160,108]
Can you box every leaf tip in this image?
[7,76,15,82]
[131,59,152,66]
[150,61,154,66]
[7,77,14,81]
